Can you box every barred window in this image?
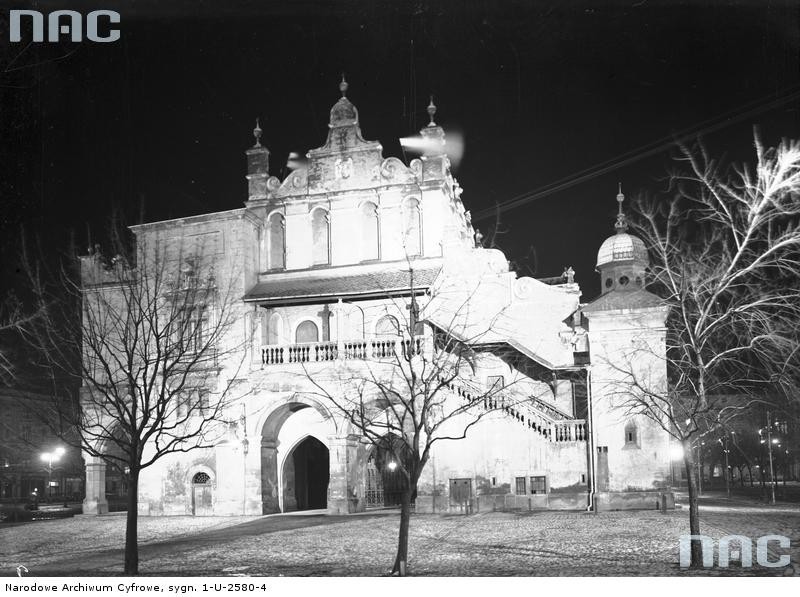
[530,476,546,495]
[515,476,526,495]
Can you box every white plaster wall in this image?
[586,307,672,491]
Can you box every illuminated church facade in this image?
[80,80,673,516]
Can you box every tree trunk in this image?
[391,489,413,576]
[124,470,139,575]
[682,448,703,568]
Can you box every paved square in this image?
[1,498,798,576]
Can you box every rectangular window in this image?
[177,307,207,354]
[198,391,209,416]
[515,476,526,495]
[487,375,504,390]
[176,396,189,420]
[530,476,546,494]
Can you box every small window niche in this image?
[624,420,640,449]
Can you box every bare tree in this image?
[19,229,247,574]
[612,134,800,567]
[298,267,563,576]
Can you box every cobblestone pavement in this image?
[1,497,797,577]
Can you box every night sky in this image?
[1,0,799,304]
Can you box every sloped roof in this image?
[243,263,441,305]
[582,288,665,314]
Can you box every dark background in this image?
[1,0,798,304]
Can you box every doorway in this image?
[191,471,213,516]
[283,436,329,511]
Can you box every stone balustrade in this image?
[552,419,587,442]
[261,336,426,366]
[440,376,587,444]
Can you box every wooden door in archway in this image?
[192,472,213,516]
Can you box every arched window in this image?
[361,202,379,261]
[192,472,211,484]
[375,315,401,337]
[266,312,283,345]
[624,421,639,447]
[311,208,330,265]
[347,307,365,339]
[295,320,319,343]
[402,198,421,257]
[267,213,285,270]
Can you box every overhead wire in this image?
[472,86,800,221]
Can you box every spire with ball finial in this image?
[614,183,628,232]
[339,73,348,97]
[253,118,263,148]
[245,117,269,200]
[427,95,437,126]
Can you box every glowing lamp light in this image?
[670,445,684,461]
[41,447,65,462]
[772,438,779,444]
[387,461,398,472]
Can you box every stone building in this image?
[0,389,85,502]
[80,80,673,516]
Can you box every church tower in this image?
[583,187,673,510]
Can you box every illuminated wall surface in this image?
[79,86,671,516]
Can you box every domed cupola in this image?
[596,185,649,295]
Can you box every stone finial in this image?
[427,95,437,126]
[253,118,262,147]
[614,182,628,232]
[339,73,348,97]
[563,266,575,284]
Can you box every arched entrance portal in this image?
[259,395,337,514]
[282,437,329,511]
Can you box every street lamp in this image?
[719,436,731,498]
[669,443,684,487]
[40,447,65,502]
[766,411,776,505]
